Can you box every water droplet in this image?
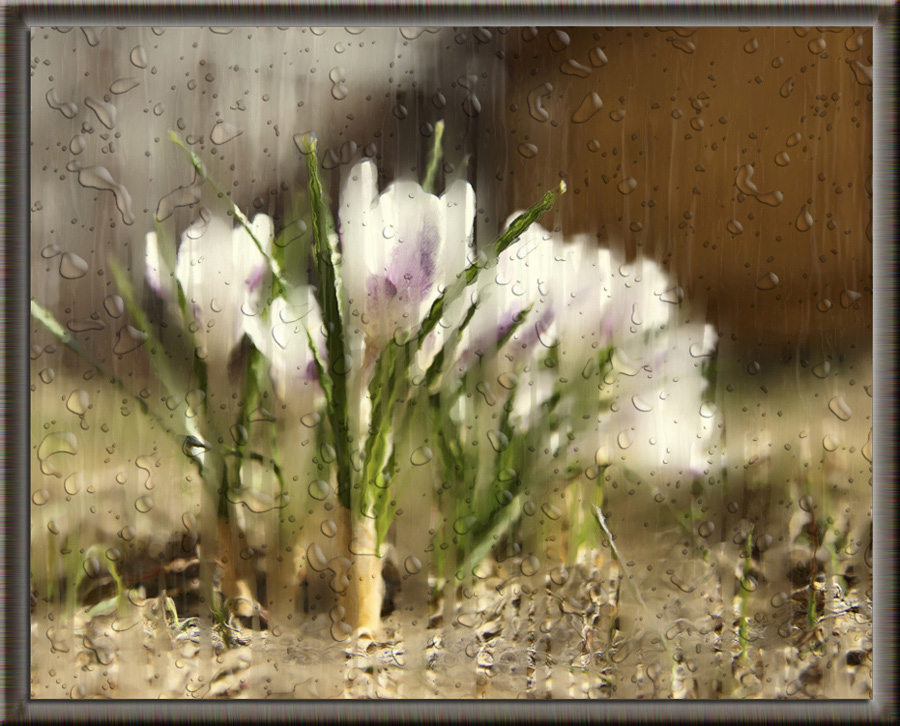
[399,27,426,40]
[84,96,117,129]
[735,164,759,195]
[808,37,826,54]
[822,434,840,452]
[128,44,148,68]
[66,389,89,416]
[548,30,570,52]
[185,389,205,418]
[109,77,140,95]
[210,121,243,145]
[699,402,718,419]
[488,430,509,452]
[740,575,758,592]
[617,429,635,450]
[589,46,608,67]
[41,244,61,259]
[828,396,852,421]
[462,93,481,117]
[300,412,321,428]
[410,445,434,466]
[38,368,55,384]
[520,555,541,576]
[526,82,552,123]
[698,521,715,538]
[497,372,518,390]
[453,515,477,535]
[45,88,78,118]
[69,134,86,155]
[747,361,761,375]
[779,77,795,98]
[59,252,89,279]
[68,318,106,333]
[102,295,124,319]
[560,59,591,78]
[840,289,862,308]
[774,151,791,167]
[230,424,248,446]
[135,496,154,513]
[690,117,705,131]
[631,395,652,413]
[522,501,536,516]
[617,177,637,195]
[726,220,743,235]
[798,495,814,512]
[155,184,202,222]
[32,489,51,506]
[517,142,538,159]
[541,503,562,521]
[38,431,78,461]
[660,286,685,304]
[83,556,101,579]
[862,428,873,464]
[77,166,135,225]
[743,37,759,53]
[795,204,814,232]
[152,102,165,116]
[609,108,626,122]
[817,298,832,313]
[113,325,148,354]
[249,407,277,422]
[308,479,331,501]
[812,361,831,378]
[405,556,422,575]
[756,272,779,290]
[672,38,696,54]
[571,92,603,123]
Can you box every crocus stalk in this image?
[150,212,277,617]
[332,158,476,637]
[446,215,721,568]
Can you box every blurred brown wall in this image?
[498,26,872,361]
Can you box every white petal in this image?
[339,160,382,316]
[144,231,168,298]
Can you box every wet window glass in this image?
[30,26,872,699]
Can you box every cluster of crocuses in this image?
[139,140,719,632]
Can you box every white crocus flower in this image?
[338,159,476,376]
[242,287,325,403]
[173,213,274,370]
[460,215,720,483]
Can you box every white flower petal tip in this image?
[144,231,166,297]
[338,159,476,358]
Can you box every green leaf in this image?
[107,256,180,397]
[422,119,445,195]
[30,300,182,443]
[304,136,353,509]
[414,181,566,352]
[361,343,398,516]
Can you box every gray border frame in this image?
[3,2,896,722]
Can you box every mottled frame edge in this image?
[2,3,30,723]
[5,1,897,723]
